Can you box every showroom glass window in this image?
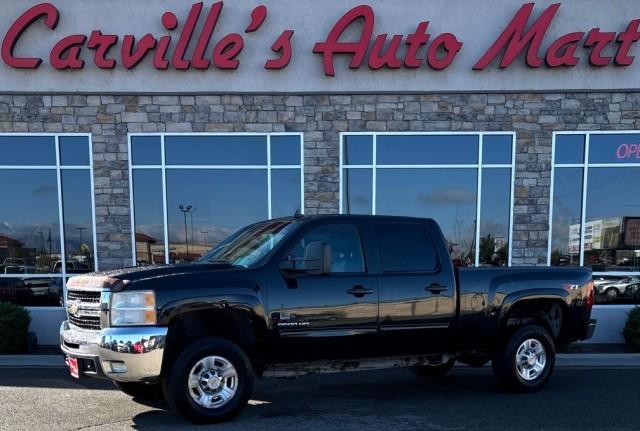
[129,133,304,265]
[340,132,515,267]
[0,134,96,307]
[550,132,640,304]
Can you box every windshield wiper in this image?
[207,258,247,268]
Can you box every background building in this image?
[0,0,639,344]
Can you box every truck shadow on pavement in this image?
[129,368,640,430]
[2,367,639,430]
[128,369,542,430]
[0,367,117,390]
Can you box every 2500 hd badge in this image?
[60,215,596,424]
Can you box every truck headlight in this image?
[110,290,156,326]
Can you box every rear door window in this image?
[374,222,438,272]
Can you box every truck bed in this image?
[455,266,593,349]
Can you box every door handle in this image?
[347,286,373,298]
[426,283,447,294]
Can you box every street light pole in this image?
[189,208,196,254]
[37,230,44,255]
[179,205,192,260]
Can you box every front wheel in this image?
[492,325,555,392]
[162,337,254,424]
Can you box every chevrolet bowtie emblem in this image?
[67,300,79,315]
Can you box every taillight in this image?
[585,280,594,312]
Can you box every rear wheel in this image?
[411,359,455,378]
[492,325,555,392]
[162,337,254,424]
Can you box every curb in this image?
[0,355,65,368]
[1,353,640,370]
[554,353,640,368]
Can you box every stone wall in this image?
[1,92,638,269]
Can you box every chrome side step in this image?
[263,354,451,378]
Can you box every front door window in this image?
[289,224,365,273]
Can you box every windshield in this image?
[198,220,296,267]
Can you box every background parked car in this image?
[624,280,640,299]
[595,276,640,301]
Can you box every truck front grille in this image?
[67,290,101,304]
[68,314,101,331]
[66,288,102,331]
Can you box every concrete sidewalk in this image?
[1,353,640,369]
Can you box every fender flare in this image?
[496,288,569,334]
[157,292,267,328]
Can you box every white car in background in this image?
[596,276,640,299]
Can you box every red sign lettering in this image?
[172,2,202,70]
[313,5,463,76]
[0,1,272,71]
[615,19,640,66]
[427,33,463,70]
[50,34,86,69]
[474,3,560,69]
[474,3,640,70]
[1,2,640,74]
[192,2,222,69]
[2,3,59,68]
[213,33,244,69]
[312,5,374,76]
[265,30,294,69]
[87,31,118,69]
[584,29,616,67]
[404,22,430,68]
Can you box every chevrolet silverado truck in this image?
[60,215,596,423]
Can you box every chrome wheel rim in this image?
[188,355,238,409]
[515,338,546,381]
[606,288,618,298]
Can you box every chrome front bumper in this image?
[60,321,168,383]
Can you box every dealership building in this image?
[0,0,639,345]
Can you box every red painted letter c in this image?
[2,3,60,69]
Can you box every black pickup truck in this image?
[60,215,596,423]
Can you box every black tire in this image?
[604,287,619,299]
[113,381,163,400]
[492,325,556,392]
[162,337,254,424]
[411,359,455,378]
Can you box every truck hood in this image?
[69,263,239,290]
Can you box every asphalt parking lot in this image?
[0,365,639,431]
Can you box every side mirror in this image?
[304,241,332,275]
[280,241,332,276]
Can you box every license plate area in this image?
[68,357,79,379]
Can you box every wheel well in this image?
[162,309,266,374]
[501,299,567,342]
